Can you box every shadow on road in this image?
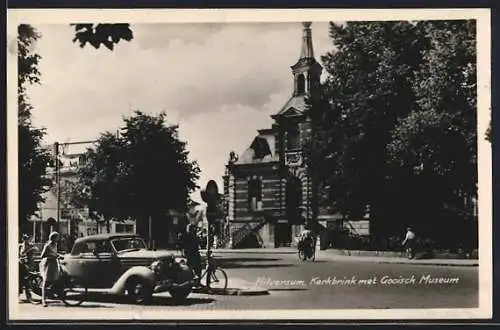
[222,263,294,269]
[85,292,215,306]
[303,261,329,264]
[216,257,281,263]
[25,300,113,309]
[267,288,309,292]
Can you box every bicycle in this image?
[19,257,42,304]
[297,237,316,262]
[193,250,228,293]
[30,257,88,307]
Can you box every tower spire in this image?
[300,22,314,59]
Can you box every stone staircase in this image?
[230,217,267,249]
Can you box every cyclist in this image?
[298,226,315,260]
[402,227,416,259]
[182,224,202,281]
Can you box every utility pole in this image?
[54,140,97,235]
[54,142,61,232]
[201,180,219,253]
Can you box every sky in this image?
[20,22,335,203]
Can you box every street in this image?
[13,250,478,318]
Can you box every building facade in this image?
[223,22,365,249]
[29,141,136,243]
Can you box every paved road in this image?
[12,251,477,318]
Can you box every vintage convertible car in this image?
[61,233,194,304]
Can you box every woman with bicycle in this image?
[39,231,61,307]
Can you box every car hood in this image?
[118,249,184,268]
[119,249,180,259]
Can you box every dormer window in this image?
[78,154,87,166]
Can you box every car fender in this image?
[109,265,156,295]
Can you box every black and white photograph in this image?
[7,9,492,321]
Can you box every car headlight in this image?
[175,257,186,265]
[150,260,162,274]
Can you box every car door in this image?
[92,240,122,288]
[63,240,103,287]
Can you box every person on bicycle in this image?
[18,234,36,301]
[402,227,416,259]
[39,231,61,307]
[298,226,314,259]
[182,224,202,281]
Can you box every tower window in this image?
[286,126,300,150]
[297,74,305,94]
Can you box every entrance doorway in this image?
[275,222,292,247]
[286,176,303,224]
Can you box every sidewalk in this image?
[205,248,478,267]
[315,251,478,267]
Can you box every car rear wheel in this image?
[127,277,153,305]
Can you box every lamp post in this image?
[53,139,97,235]
[201,180,219,253]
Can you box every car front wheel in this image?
[169,287,191,301]
[126,277,153,304]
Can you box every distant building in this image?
[29,140,136,243]
[223,22,369,249]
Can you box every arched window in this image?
[297,74,305,94]
[248,177,262,211]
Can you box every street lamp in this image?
[53,142,61,231]
[201,180,219,253]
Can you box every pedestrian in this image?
[182,224,202,280]
[67,233,76,252]
[19,234,36,301]
[402,227,416,259]
[39,231,61,307]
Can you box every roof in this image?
[234,135,278,165]
[74,233,140,244]
[291,57,319,70]
[273,95,307,118]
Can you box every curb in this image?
[316,254,479,267]
[374,260,478,267]
[201,249,296,255]
[193,287,269,296]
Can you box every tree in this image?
[307,20,477,246]
[73,111,200,242]
[18,24,52,235]
[71,24,133,50]
[387,20,477,245]
[309,21,427,239]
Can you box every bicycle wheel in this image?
[60,276,88,306]
[298,249,305,261]
[26,273,43,303]
[207,267,228,291]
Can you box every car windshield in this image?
[111,237,146,252]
